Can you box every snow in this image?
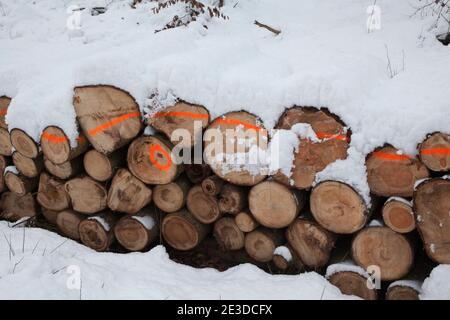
[87,216,110,232]
[4,165,18,175]
[0,221,353,299]
[421,265,450,300]
[326,261,369,279]
[386,196,413,207]
[132,214,155,230]
[367,219,384,227]
[388,280,422,293]
[414,178,430,190]
[274,246,292,262]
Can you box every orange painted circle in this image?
[149,144,172,171]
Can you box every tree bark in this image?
[385,285,419,300]
[73,85,143,154]
[249,181,305,228]
[107,168,152,214]
[0,96,11,130]
[0,155,11,192]
[327,270,378,300]
[162,209,210,251]
[65,176,107,214]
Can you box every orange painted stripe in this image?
[420,148,450,155]
[88,112,141,136]
[0,108,7,116]
[214,118,266,132]
[152,111,209,120]
[41,131,68,143]
[373,151,412,161]
[316,132,348,142]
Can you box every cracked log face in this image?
[203,111,268,186]
[414,178,450,264]
[274,107,350,190]
[73,85,142,154]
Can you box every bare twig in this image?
[50,239,68,254]
[31,240,40,255]
[254,20,281,36]
[12,256,24,274]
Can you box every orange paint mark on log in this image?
[214,118,266,133]
[149,144,172,171]
[372,151,413,161]
[152,111,209,120]
[41,132,85,144]
[420,148,450,155]
[315,132,348,142]
[0,109,7,116]
[88,112,141,136]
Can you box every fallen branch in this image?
[254,20,281,36]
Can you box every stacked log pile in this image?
[0,88,449,300]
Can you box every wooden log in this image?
[41,207,59,225]
[84,148,124,182]
[147,101,210,147]
[382,197,415,234]
[203,111,268,186]
[152,175,190,213]
[4,169,38,196]
[185,163,211,184]
[0,155,10,192]
[10,128,40,158]
[201,175,224,196]
[37,172,70,212]
[310,181,370,234]
[0,192,36,221]
[272,245,304,272]
[418,132,450,172]
[40,126,89,164]
[114,209,159,251]
[78,211,118,252]
[12,151,44,178]
[56,209,85,240]
[366,145,429,197]
[351,226,414,281]
[107,168,152,214]
[244,228,283,262]
[327,270,377,300]
[286,218,336,269]
[213,217,245,251]
[234,211,259,233]
[274,107,350,190]
[73,85,143,154]
[127,135,182,185]
[65,176,107,214]
[218,183,247,215]
[414,177,450,264]
[385,283,420,300]
[249,181,305,228]
[186,184,221,224]
[0,96,11,130]
[0,128,13,156]
[162,209,210,251]
[44,156,83,180]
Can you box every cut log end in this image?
[65,176,107,214]
[218,183,247,215]
[213,217,245,251]
[0,192,36,222]
[127,135,181,185]
[249,181,303,228]
[382,198,415,234]
[366,145,429,197]
[114,212,159,251]
[414,178,450,264]
[235,211,259,233]
[162,209,210,251]
[351,226,414,281]
[186,185,221,224]
[44,157,83,180]
[56,210,85,240]
[4,172,38,196]
[152,177,189,213]
[84,149,118,182]
[41,126,89,164]
[328,271,377,300]
[385,285,419,300]
[310,181,368,234]
[419,132,450,172]
[10,128,40,158]
[37,172,70,212]
[244,228,283,262]
[12,151,43,178]
[0,128,13,156]
[78,213,117,252]
[201,175,224,196]
[185,163,211,184]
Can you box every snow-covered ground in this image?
[0,0,449,299]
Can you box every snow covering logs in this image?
[0,87,449,300]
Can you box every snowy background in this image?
[0,0,449,299]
